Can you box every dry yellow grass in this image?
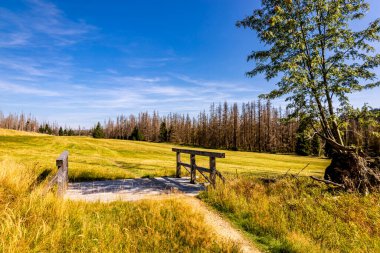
[201,177,380,252]
[0,158,238,252]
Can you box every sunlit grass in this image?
[0,157,237,252]
[0,129,329,181]
[200,177,380,252]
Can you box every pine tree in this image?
[129,126,144,141]
[58,127,63,136]
[92,122,105,139]
[159,122,168,142]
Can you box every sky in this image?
[0,0,380,128]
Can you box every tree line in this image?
[101,101,298,153]
[1,102,379,156]
[0,112,88,136]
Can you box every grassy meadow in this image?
[0,158,237,252]
[0,128,329,181]
[8,128,378,253]
[201,177,380,252]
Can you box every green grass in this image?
[0,128,329,181]
[200,177,380,252]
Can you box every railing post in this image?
[56,151,69,197]
[210,156,216,187]
[176,152,181,178]
[190,154,196,184]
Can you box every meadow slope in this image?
[0,128,331,252]
[0,128,329,181]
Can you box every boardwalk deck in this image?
[65,177,205,202]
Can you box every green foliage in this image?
[295,119,311,156]
[238,0,380,150]
[201,177,380,252]
[129,126,144,141]
[38,124,53,135]
[67,129,74,136]
[311,134,321,156]
[159,121,168,142]
[92,122,105,139]
[58,127,63,136]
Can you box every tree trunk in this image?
[324,151,380,193]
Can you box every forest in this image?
[1,101,379,157]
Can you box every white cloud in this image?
[112,75,168,84]
[0,80,59,96]
[0,0,95,48]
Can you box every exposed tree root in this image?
[324,152,380,194]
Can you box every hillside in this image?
[0,129,329,181]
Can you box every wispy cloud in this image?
[112,75,169,84]
[0,80,59,96]
[125,57,190,69]
[173,73,263,92]
[0,0,95,48]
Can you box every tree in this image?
[92,122,105,139]
[129,126,144,141]
[295,118,311,156]
[159,121,168,142]
[311,134,321,156]
[238,0,380,192]
[67,129,74,136]
[58,127,63,136]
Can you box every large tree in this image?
[238,0,380,192]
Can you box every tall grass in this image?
[0,159,237,252]
[200,177,380,252]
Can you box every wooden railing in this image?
[172,148,225,187]
[43,151,69,196]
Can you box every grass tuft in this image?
[200,176,380,252]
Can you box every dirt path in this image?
[182,197,260,253]
[65,177,260,252]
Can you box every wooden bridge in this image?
[173,148,226,187]
[44,148,226,197]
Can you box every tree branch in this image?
[310,176,345,188]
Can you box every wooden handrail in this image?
[43,150,69,196]
[173,148,225,187]
[172,148,225,158]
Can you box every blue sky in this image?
[0,0,379,128]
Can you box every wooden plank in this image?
[196,169,213,185]
[57,169,65,196]
[56,150,69,167]
[176,152,181,178]
[195,166,211,173]
[172,148,225,158]
[181,164,191,174]
[190,154,196,184]
[210,157,216,187]
[216,170,226,183]
[42,173,58,195]
[56,150,69,196]
[179,162,191,169]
